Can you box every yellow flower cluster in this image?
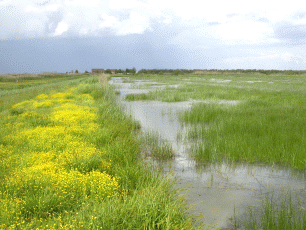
[0,85,120,228]
[51,103,97,125]
[35,94,49,100]
[12,100,33,109]
[51,92,73,99]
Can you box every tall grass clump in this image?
[0,75,196,229]
[141,131,175,160]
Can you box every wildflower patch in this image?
[0,85,121,228]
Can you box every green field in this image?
[0,74,196,229]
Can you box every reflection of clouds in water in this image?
[121,100,192,143]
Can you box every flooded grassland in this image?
[110,74,306,229]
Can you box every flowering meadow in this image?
[0,75,196,229]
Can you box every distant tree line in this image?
[136,69,306,75]
[137,69,193,75]
[69,68,306,76]
[214,69,306,75]
[92,68,137,75]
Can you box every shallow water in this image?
[110,77,306,229]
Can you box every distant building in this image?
[92,69,117,74]
[92,69,105,74]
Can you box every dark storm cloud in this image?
[0,30,191,74]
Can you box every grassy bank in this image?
[0,74,196,229]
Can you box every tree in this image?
[75,70,79,73]
[115,69,123,74]
[126,68,136,75]
[172,70,181,76]
[105,69,112,74]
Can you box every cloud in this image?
[224,50,306,70]
[117,11,151,35]
[99,13,120,28]
[0,0,305,52]
[273,21,306,44]
[214,20,274,45]
[53,21,69,36]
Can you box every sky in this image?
[1,0,306,74]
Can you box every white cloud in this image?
[214,20,274,44]
[117,11,151,35]
[162,16,172,24]
[62,0,100,7]
[45,4,60,12]
[225,51,306,65]
[99,13,119,28]
[25,5,39,12]
[53,21,69,36]
[109,0,143,10]
[0,0,12,5]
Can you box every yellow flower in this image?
[35,94,49,100]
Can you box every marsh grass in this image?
[0,74,196,229]
[125,93,152,101]
[231,189,306,229]
[180,101,306,169]
[141,131,175,160]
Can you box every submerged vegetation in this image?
[0,74,196,229]
[141,131,175,161]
